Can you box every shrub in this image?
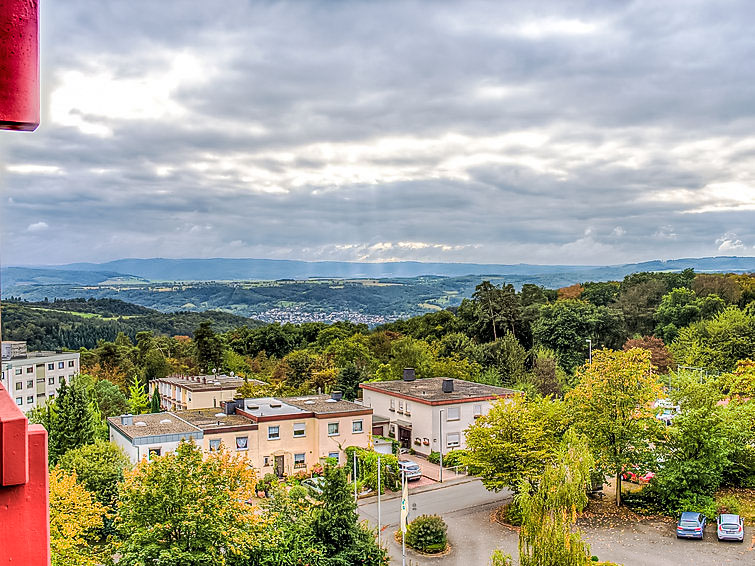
[405,514,447,553]
[257,473,279,496]
[715,494,741,515]
[490,549,513,566]
[288,485,308,501]
[502,500,523,526]
[443,449,468,468]
[428,451,440,464]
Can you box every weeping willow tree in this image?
[516,430,594,566]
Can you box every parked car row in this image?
[676,512,746,542]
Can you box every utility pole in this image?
[586,339,592,365]
[439,408,444,483]
[377,452,381,544]
[353,450,358,502]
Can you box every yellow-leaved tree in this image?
[567,348,662,506]
[49,467,107,566]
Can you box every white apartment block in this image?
[360,370,519,457]
[1,341,81,412]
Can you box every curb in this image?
[357,476,479,505]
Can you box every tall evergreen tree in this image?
[194,321,225,374]
[54,376,98,463]
[313,464,359,555]
[150,386,161,413]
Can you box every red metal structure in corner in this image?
[1,1,47,564]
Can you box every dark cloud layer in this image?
[1,0,754,266]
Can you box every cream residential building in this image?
[360,371,519,457]
[0,341,80,412]
[108,393,372,477]
[150,374,266,410]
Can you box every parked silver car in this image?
[717,514,745,542]
[398,459,422,481]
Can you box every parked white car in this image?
[398,459,422,481]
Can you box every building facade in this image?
[149,374,265,411]
[108,393,372,477]
[0,341,80,412]
[360,372,518,457]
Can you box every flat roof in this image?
[285,395,371,416]
[360,377,519,404]
[179,408,257,432]
[107,412,200,440]
[155,374,258,392]
[240,397,307,418]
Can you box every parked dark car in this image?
[717,514,744,542]
[301,476,326,496]
[677,512,706,539]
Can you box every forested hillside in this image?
[0,298,261,351]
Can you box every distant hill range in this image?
[4,255,755,285]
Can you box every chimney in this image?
[203,377,207,384]
[442,379,454,393]
[121,414,133,426]
[224,400,237,415]
[331,390,343,401]
[403,368,416,382]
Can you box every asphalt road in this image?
[359,479,755,566]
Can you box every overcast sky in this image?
[1,0,754,267]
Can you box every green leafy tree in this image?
[194,321,225,373]
[93,379,129,417]
[472,280,521,341]
[127,375,149,415]
[472,333,527,386]
[113,441,257,566]
[647,378,737,516]
[532,300,625,372]
[670,307,755,373]
[58,440,131,507]
[465,396,570,493]
[567,348,662,506]
[517,431,593,566]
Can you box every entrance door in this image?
[398,426,411,449]
[274,455,285,478]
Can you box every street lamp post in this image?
[586,339,592,365]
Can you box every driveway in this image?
[401,453,468,484]
[360,479,755,566]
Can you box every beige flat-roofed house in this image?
[108,412,203,463]
[360,370,519,457]
[150,374,266,411]
[108,392,373,476]
[236,393,372,477]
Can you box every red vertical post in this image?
[0,0,40,131]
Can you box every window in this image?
[48,377,54,385]
[236,436,248,451]
[49,393,55,400]
[68,360,75,367]
[16,397,23,405]
[15,382,22,391]
[398,400,403,413]
[405,402,411,415]
[209,439,221,451]
[294,453,306,468]
[447,433,461,448]
[328,422,339,436]
[389,399,395,411]
[58,362,64,369]
[148,447,161,459]
[27,380,33,388]
[15,368,22,375]
[293,422,306,437]
[27,366,34,373]
[36,378,44,384]
[47,363,54,370]
[268,426,280,440]
[263,456,270,467]
[328,451,339,463]
[59,376,64,384]
[473,404,482,418]
[446,407,460,421]
[27,396,33,404]
[352,419,363,433]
